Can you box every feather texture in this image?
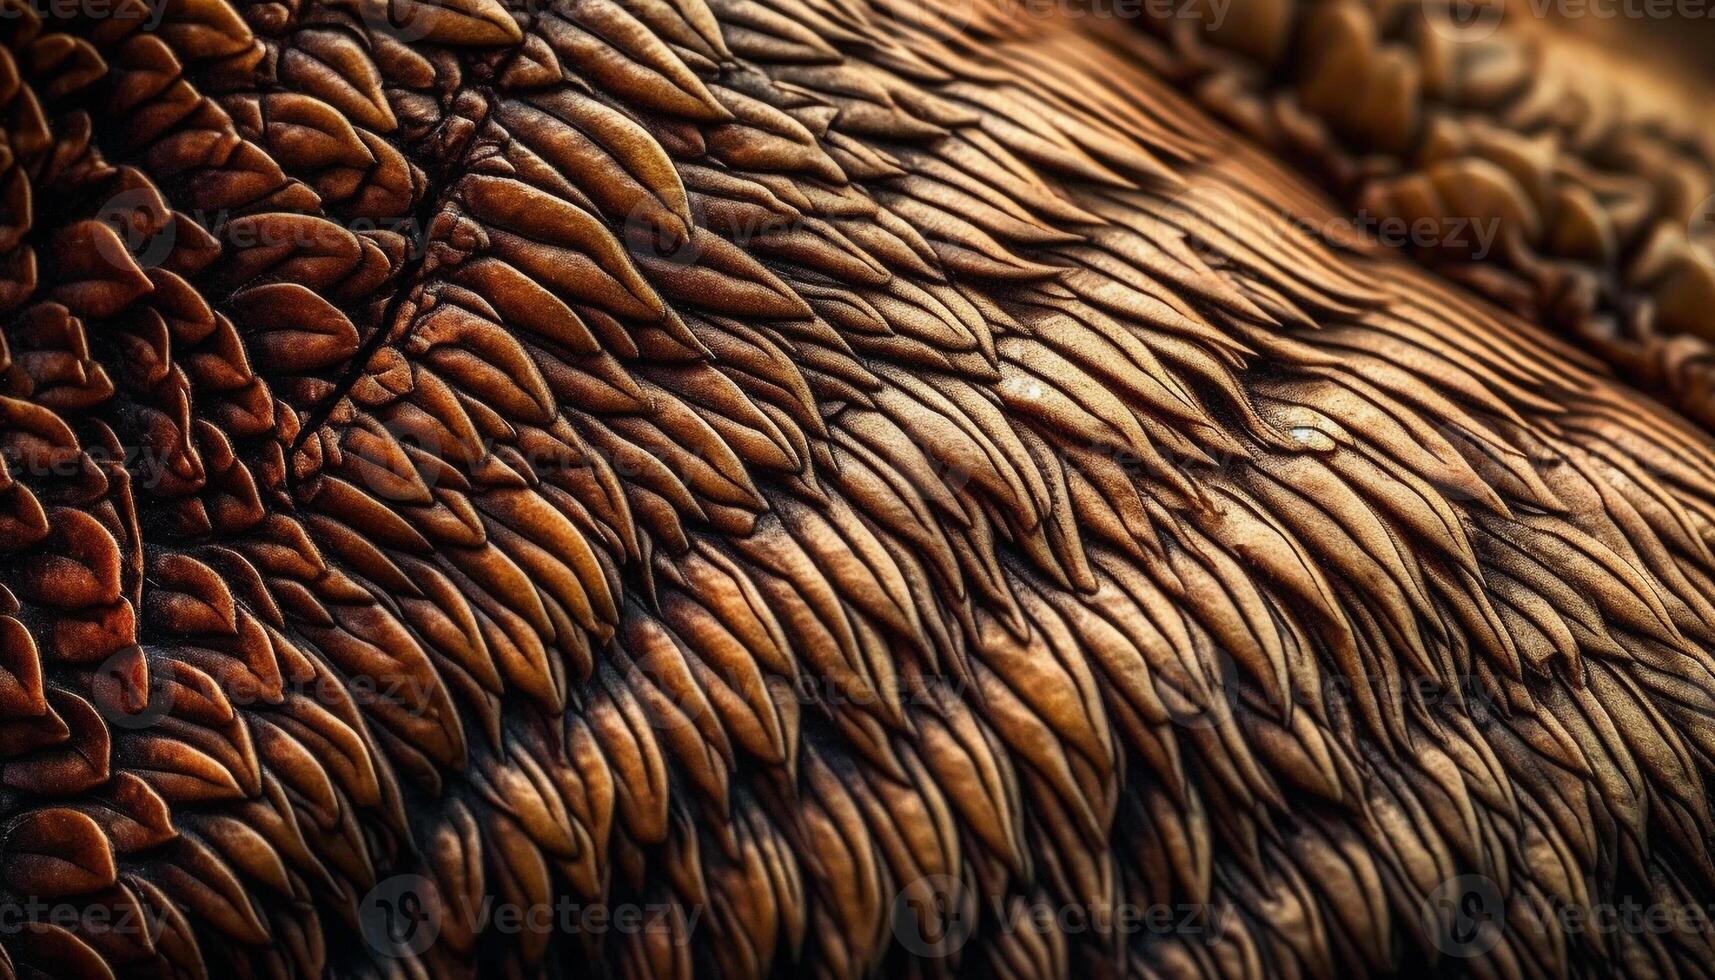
[0,1,1714,978]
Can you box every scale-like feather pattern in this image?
[3,1,1715,978]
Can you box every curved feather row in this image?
[0,1,1712,979]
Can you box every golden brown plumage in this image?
[1,0,1714,978]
